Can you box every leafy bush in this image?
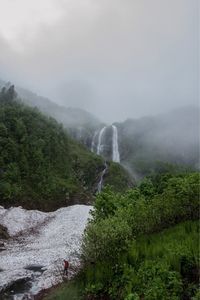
[83,213,132,262]
[81,172,199,299]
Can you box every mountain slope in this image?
[87,107,199,178]
[1,80,198,180]
[0,79,103,147]
[117,106,199,176]
[0,86,132,210]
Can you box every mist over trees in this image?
[0,86,131,210]
[117,106,199,177]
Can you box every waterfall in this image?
[112,125,120,163]
[97,162,108,193]
[94,125,120,192]
[91,130,98,153]
[95,127,107,193]
[97,126,107,155]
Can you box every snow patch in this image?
[0,205,92,298]
[0,206,49,236]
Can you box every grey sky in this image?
[0,0,199,122]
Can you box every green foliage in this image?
[91,186,124,220]
[81,172,199,299]
[192,290,200,300]
[87,173,199,239]
[83,213,132,262]
[133,261,182,300]
[43,281,83,300]
[1,86,129,209]
[138,177,155,199]
[82,220,199,300]
[104,162,134,192]
[119,107,199,178]
[0,86,131,209]
[127,221,199,299]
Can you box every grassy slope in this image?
[41,281,82,300]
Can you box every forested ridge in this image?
[0,86,131,210]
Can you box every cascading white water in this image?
[94,126,107,193]
[93,125,120,192]
[91,130,98,153]
[97,162,108,193]
[112,125,120,163]
[97,126,107,155]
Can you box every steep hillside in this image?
[1,80,198,180]
[0,80,104,148]
[0,86,132,210]
[89,107,199,178]
[117,107,199,176]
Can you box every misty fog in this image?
[0,0,199,122]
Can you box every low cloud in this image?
[0,0,198,122]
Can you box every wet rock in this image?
[0,277,32,299]
[24,265,45,273]
[0,241,6,252]
[0,225,9,239]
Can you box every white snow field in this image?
[0,205,92,299]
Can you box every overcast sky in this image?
[0,0,199,122]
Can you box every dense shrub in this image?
[81,172,199,299]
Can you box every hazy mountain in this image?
[117,106,199,176]
[1,80,199,179]
[0,79,103,146]
[0,86,132,210]
[89,106,199,178]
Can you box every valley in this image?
[0,84,199,300]
[0,1,198,299]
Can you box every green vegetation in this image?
[42,171,199,300]
[0,86,131,210]
[82,220,199,300]
[1,85,199,299]
[80,172,199,299]
[43,281,83,300]
[104,162,134,192]
[119,108,199,178]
